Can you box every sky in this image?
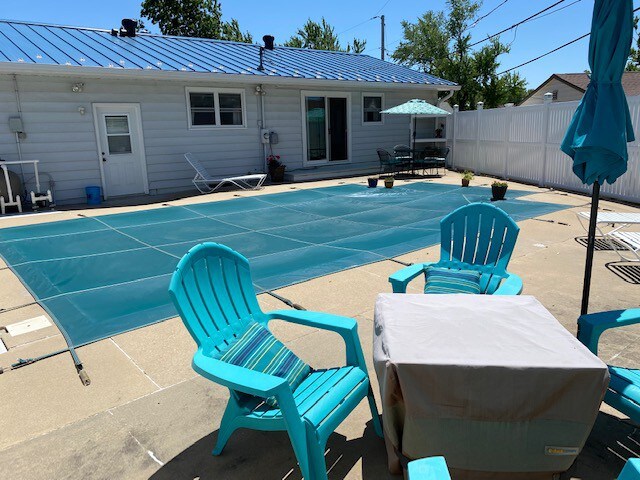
[1,0,630,88]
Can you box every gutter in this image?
[0,63,460,92]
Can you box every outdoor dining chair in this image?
[377,148,408,175]
[578,308,640,423]
[389,203,523,295]
[169,243,382,480]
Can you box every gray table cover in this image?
[373,294,609,476]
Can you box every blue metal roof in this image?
[0,19,457,87]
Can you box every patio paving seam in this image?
[109,338,163,391]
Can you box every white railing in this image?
[447,94,640,204]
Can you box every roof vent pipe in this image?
[263,35,275,50]
[121,19,137,37]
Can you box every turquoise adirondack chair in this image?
[407,457,640,479]
[578,309,640,423]
[389,203,523,295]
[168,243,383,480]
[408,457,451,480]
[620,459,640,479]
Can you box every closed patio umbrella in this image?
[560,0,635,315]
[381,99,450,153]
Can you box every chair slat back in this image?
[184,152,211,180]
[439,203,519,293]
[377,148,392,163]
[169,243,264,354]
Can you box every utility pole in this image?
[380,14,385,60]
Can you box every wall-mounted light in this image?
[78,106,86,115]
[71,82,84,93]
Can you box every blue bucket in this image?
[85,186,102,205]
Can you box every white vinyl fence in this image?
[447,95,640,204]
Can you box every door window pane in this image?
[306,96,326,161]
[189,92,216,126]
[363,96,382,123]
[219,93,243,125]
[105,115,130,134]
[107,135,132,154]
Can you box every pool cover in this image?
[0,183,567,347]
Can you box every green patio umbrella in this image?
[381,99,450,153]
[560,0,635,315]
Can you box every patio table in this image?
[373,294,609,478]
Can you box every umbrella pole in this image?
[580,180,600,316]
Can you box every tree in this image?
[284,18,366,53]
[627,15,640,70]
[392,0,527,109]
[140,0,252,43]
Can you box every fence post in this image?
[475,101,483,173]
[540,92,553,187]
[503,103,513,179]
[451,104,459,169]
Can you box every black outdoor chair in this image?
[415,146,450,176]
[377,148,404,175]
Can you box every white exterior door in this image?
[94,104,148,198]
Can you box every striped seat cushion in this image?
[424,266,482,294]
[218,321,311,406]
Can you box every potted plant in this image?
[491,180,508,200]
[461,171,474,187]
[267,154,285,182]
[384,176,394,188]
[368,177,379,188]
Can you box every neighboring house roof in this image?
[523,72,640,103]
[0,19,458,88]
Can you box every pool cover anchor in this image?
[0,346,90,385]
[265,291,306,311]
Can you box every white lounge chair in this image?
[577,211,640,262]
[184,153,267,194]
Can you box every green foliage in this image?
[462,170,474,180]
[627,15,640,70]
[140,0,252,43]
[491,180,508,187]
[284,18,366,53]
[392,0,527,109]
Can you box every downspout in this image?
[437,89,455,107]
[256,84,268,173]
[12,74,23,163]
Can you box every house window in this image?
[552,90,558,101]
[186,88,245,128]
[363,94,383,124]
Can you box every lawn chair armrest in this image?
[266,309,357,333]
[408,456,451,480]
[266,310,366,368]
[578,309,640,355]
[493,273,523,295]
[192,348,287,397]
[389,263,433,293]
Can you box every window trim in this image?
[361,92,385,126]
[185,87,247,130]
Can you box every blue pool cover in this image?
[0,183,567,347]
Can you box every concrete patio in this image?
[0,173,638,480]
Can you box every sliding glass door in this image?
[303,93,349,164]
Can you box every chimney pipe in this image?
[121,19,137,37]
[263,35,275,50]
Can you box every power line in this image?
[470,0,567,47]
[336,0,392,37]
[468,0,510,30]
[498,5,640,75]
[497,33,589,74]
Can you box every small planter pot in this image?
[491,185,508,200]
[269,165,286,183]
[462,179,470,187]
[384,177,394,189]
[367,178,378,188]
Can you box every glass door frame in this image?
[300,91,351,166]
